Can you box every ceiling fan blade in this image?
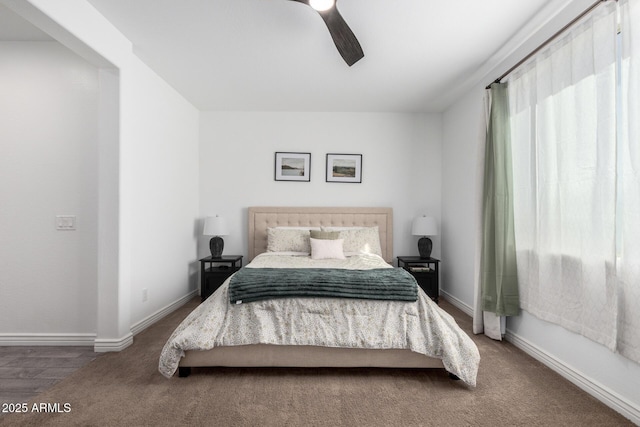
[287,0,364,66]
[318,6,364,66]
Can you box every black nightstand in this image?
[397,256,440,303]
[199,255,243,301]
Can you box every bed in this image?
[159,207,480,386]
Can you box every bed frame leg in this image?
[448,372,460,381]
[178,367,191,378]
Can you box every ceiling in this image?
[0,4,53,41]
[4,0,556,112]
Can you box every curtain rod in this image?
[486,0,611,89]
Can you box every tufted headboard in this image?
[248,206,393,262]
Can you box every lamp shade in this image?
[411,215,438,236]
[203,215,228,236]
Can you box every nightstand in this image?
[397,256,440,303]
[199,255,243,301]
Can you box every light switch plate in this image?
[56,215,76,230]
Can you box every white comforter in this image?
[158,253,480,386]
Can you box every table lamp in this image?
[411,215,438,259]
[203,215,228,258]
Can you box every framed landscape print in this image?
[274,152,311,182]
[326,153,362,183]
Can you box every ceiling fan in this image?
[288,0,364,66]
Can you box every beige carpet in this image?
[0,298,632,426]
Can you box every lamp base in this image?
[210,236,224,258]
[417,237,432,259]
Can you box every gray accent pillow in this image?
[310,230,340,240]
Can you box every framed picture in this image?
[326,153,362,183]
[274,152,311,182]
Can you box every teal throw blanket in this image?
[229,268,418,304]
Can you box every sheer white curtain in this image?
[508,3,620,350]
[618,0,640,363]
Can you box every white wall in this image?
[124,58,200,326]
[199,112,441,262]
[0,41,98,339]
[441,87,485,306]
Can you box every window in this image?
[506,0,640,363]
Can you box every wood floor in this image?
[0,346,100,404]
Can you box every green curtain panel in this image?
[480,83,519,316]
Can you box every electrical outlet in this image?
[142,288,148,302]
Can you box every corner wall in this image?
[440,87,485,307]
[124,58,200,327]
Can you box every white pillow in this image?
[322,226,382,257]
[267,228,311,253]
[310,238,346,260]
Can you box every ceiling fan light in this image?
[309,0,335,12]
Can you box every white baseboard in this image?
[0,333,96,346]
[0,291,197,352]
[439,290,474,317]
[130,290,197,336]
[94,333,133,353]
[97,290,196,352]
[505,330,640,425]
